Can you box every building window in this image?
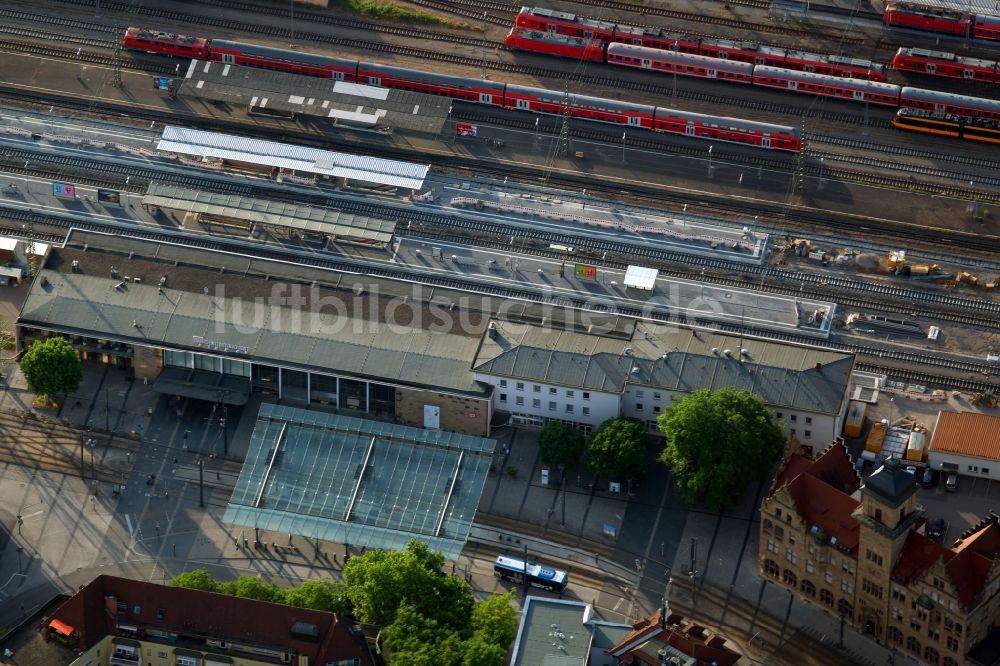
[635,390,645,399]
[782,569,797,587]
[532,399,541,409]
[763,519,773,533]
[801,580,816,597]
[875,508,883,523]
[825,571,834,584]
[984,468,991,475]
[774,526,784,540]
[805,417,812,424]
[888,627,903,646]
[566,404,574,414]
[499,380,507,388]
[790,415,797,422]
[767,540,779,554]
[499,393,508,402]
[156,608,165,620]
[549,387,557,395]
[566,390,575,398]
[653,406,660,413]
[582,407,590,416]
[785,551,797,564]
[653,392,662,400]
[516,382,524,391]
[806,560,814,573]
[924,646,940,665]
[636,404,644,411]
[862,578,883,599]
[763,559,779,577]
[947,636,959,651]
[583,392,590,400]
[841,580,853,594]
[804,430,811,438]
[516,397,524,407]
[776,412,783,419]
[533,384,541,393]
[549,401,557,411]
[820,589,834,608]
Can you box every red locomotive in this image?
[503,28,606,62]
[513,6,616,41]
[884,0,1000,40]
[892,47,998,83]
[123,27,208,59]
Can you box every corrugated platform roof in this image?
[157,125,429,190]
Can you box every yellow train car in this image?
[892,109,1000,145]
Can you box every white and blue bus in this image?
[493,555,568,592]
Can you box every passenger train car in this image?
[512,7,886,80]
[892,47,999,84]
[607,43,754,84]
[884,0,1000,40]
[124,28,802,152]
[892,108,1000,143]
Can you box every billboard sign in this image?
[153,77,172,90]
[97,189,121,205]
[574,264,597,281]
[455,123,478,137]
[51,182,76,198]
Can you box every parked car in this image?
[904,465,917,476]
[921,468,938,489]
[855,457,866,476]
[945,472,959,492]
[927,517,947,541]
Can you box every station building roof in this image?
[142,183,397,244]
[223,403,494,559]
[156,125,429,190]
[474,320,854,416]
[179,61,450,135]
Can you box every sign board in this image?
[97,189,121,205]
[51,182,76,198]
[603,523,617,538]
[153,77,172,90]
[423,405,441,430]
[574,264,597,281]
[455,123,478,137]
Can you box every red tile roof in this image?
[930,411,1000,461]
[767,442,862,554]
[608,608,741,666]
[893,516,1000,609]
[50,575,373,665]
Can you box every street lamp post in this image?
[558,464,566,526]
[197,458,205,507]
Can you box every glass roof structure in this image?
[223,404,496,559]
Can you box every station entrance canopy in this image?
[156,126,429,190]
[151,366,251,406]
[223,404,495,559]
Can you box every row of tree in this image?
[172,541,519,666]
[539,388,787,510]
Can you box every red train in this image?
[123,27,208,59]
[124,28,802,152]
[884,0,1000,40]
[503,29,605,62]
[512,7,886,80]
[892,47,999,84]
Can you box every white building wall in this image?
[927,450,1000,481]
[475,373,620,429]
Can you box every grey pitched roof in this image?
[474,320,854,415]
[864,457,918,507]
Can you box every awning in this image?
[151,367,251,406]
[623,265,658,291]
[48,619,74,636]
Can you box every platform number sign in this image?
[574,264,597,281]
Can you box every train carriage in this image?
[503,28,606,62]
[900,86,1000,120]
[610,25,704,55]
[607,44,754,84]
[503,83,656,127]
[209,40,357,79]
[974,14,1000,40]
[752,66,902,106]
[794,53,886,81]
[892,108,1000,143]
[355,64,507,105]
[123,27,209,59]
[514,6,617,41]
[652,107,801,151]
[884,0,971,36]
[892,48,997,83]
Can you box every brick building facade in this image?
[760,443,1000,666]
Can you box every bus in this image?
[493,555,568,592]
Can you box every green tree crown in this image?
[585,417,650,480]
[20,337,82,399]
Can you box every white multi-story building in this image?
[473,319,854,441]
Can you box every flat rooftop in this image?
[224,404,494,559]
[179,60,450,135]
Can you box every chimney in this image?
[815,362,823,373]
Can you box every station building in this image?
[760,444,1000,666]
[16,231,854,440]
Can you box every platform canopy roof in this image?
[623,265,658,291]
[223,404,495,559]
[157,126,429,190]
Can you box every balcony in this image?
[110,655,140,666]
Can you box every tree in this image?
[285,579,352,615]
[343,539,473,630]
[538,421,584,471]
[469,591,519,647]
[170,568,218,592]
[20,337,82,406]
[381,602,464,666]
[219,575,285,603]
[461,633,507,666]
[658,388,786,510]
[585,418,649,481]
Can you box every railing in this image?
[110,655,140,666]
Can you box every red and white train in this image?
[892,47,1000,84]
[512,7,886,80]
[883,0,1000,40]
[124,27,208,58]
[125,30,802,152]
